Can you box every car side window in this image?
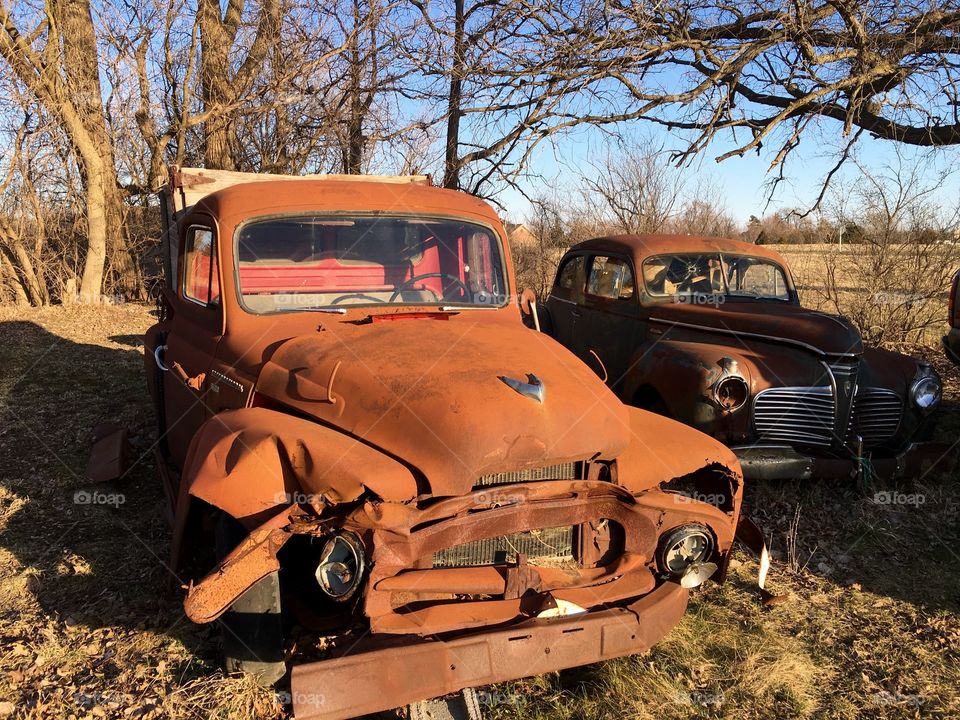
[555,255,584,292]
[586,256,634,300]
[183,226,220,306]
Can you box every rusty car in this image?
[143,170,757,719]
[539,234,942,482]
[944,269,960,365]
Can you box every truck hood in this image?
[255,315,631,497]
[649,301,863,356]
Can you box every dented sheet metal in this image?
[178,407,419,523]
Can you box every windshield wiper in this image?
[300,307,348,314]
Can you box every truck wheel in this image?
[215,513,287,685]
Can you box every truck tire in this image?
[215,512,287,685]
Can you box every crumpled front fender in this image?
[169,407,419,570]
[180,407,419,521]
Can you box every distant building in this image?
[505,222,537,248]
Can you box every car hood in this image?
[255,315,631,497]
[649,301,864,356]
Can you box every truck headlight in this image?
[910,374,941,412]
[656,524,714,578]
[315,531,366,601]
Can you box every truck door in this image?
[572,254,639,393]
[161,221,223,468]
[545,253,586,346]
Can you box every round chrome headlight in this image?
[910,375,941,411]
[713,376,749,412]
[656,524,714,578]
[315,531,366,601]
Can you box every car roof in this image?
[569,234,789,265]
[189,178,502,229]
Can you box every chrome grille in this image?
[475,462,579,487]
[850,389,902,446]
[432,526,576,568]
[753,386,836,447]
[828,360,858,387]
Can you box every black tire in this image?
[214,513,287,685]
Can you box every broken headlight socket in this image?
[712,357,749,412]
[656,524,716,588]
[315,530,366,601]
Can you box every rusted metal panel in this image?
[291,583,689,720]
[85,422,129,483]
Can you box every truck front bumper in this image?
[733,442,947,481]
[290,581,689,720]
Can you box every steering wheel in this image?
[389,272,469,303]
[331,293,384,305]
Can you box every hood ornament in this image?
[498,373,545,403]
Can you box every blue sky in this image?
[498,118,960,226]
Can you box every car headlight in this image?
[910,373,941,412]
[713,375,749,411]
[315,531,366,601]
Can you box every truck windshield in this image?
[235,215,508,313]
[641,252,791,301]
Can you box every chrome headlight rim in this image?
[314,530,367,601]
[712,375,750,412]
[655,523,715,579]
[910,373,941,412]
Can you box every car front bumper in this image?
[733,442,948,481]
[290,581,689,720]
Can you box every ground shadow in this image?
[0,319,219,672]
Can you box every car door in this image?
[162,221,223,468]
[545,253,587,346]
[572,254,639,392]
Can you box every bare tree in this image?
[580,139,685,233]
[671,188,741,238]
[602,1,960,202]
[0,0,140,301]
[819,152,960,345]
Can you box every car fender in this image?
[169,407,419,568]
[623,339,754,424]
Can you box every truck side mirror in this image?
[519,288,541,332]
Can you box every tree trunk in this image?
[55,0,135,300]
[442,0,466,190]
[198,0,239,170]
[0,219,47,306]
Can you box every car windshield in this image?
[641,252,791,301]
[235,215,508,313]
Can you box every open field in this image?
[0,304,958,719]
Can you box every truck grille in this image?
[753,386,903,449]
[432,526,576,568]
[475,462,579,487]
[849,389,902,446]
[753,386,836,447]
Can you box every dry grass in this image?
[0,304,958,719]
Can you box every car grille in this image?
[475,462,579,487]
[753,385,903,449]
[753,386,836,447]
[432,526,576,568]
[849,389,903,446]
